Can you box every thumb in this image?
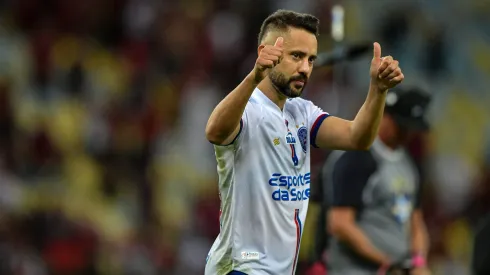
[274,37,284,48]
[373,42,381,60]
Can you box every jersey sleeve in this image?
[221,100,256,147]
[330,151,377,208]
[222,118,244,146]
[305,101,330,148]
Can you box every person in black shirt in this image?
[313,87,432,275]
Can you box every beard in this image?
[269,70,308,98]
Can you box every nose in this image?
[298,59,311,75]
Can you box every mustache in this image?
[290,74,308,83]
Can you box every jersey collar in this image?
[253,88,284,114]
[372,138,404,161]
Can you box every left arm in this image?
[410,210,431,275]
[411,210,429,257]
[410,174,431,275]
[315,86,386,150]
[412,163,430,257]
[315,42,404,150]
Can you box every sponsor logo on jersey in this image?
[241,251,260,260]
[268,173,311,201]
[285,132,296,144]
[273,137,280,146]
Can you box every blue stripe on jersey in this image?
[210,118,243,146]
[296,209,302,236]
[310,113,329,148]
[226,119,244,145]
[228,271,247,275]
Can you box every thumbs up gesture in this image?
[370,42,404,91]
[252,37,284,83]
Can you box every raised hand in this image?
[370,42,404,91]
[253,37,284,83]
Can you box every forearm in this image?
[332,223,391,265]
[411,222,429,257]
[205,73,257,144]
[350,84,387,149]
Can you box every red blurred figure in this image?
[305,261,327,275]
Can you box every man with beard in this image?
[204,9,404,275]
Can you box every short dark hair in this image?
[258,10,320,46]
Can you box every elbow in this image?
[348,125,375,151]
[205,122,227,145]
[205,125,221,145]
[329,221,357,244]
[328,222,346,240]
[356,141,372,151]
[351,130,377,150]
[328,210,355,239]
[328,219,346,238]
[352,139,373,151]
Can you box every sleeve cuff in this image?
[310,113,329,148]
[223,119,243,146]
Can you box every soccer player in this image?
[204,10,404,275]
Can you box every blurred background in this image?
[0,0,489,274]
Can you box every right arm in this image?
[205,74,257,145]
[327,151,391,267]
[205,37,284,145]
[329,208,391,266]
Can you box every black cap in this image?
[385,87,431,131]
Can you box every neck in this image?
[257,77,288,110]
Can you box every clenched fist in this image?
[252,37,284,83]
[370,42,404,91]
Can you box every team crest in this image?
[392,194,412,224]
[297,126,308,153]
[390,177,413,224]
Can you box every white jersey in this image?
[205,88,329,275]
